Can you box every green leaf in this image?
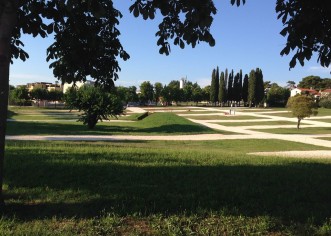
[280,27,288,37]
[148,10,155,19]
[133,6,139,17]
[289,57,297,68]
[179,39,185,49]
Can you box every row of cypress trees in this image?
[210,67,264,107]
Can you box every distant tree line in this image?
[297,76,331,90]
[114,68,295,108]
[116,80,210,106]
[9,86,63,107]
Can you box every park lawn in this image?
[318,137,331,141]
[172,110,226,114]
[215,120,297,126]
[316,108,331,116]
[236,107,288,112]
[251,127,331,135]
[6,112,228,135]
[8,114,80,121]
[262,111,294,117]
[267,108,331,118]
[315,137,331,141]
[8,107,142,121]
[143,106,194,111]
[309,119,331,123]
[183,115,265,120]
[1,139,331,235]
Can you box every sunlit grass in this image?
[6,112,226,135]
[215,120,297,126]
[183,115,262,120]
[251,127,331,134]
[2,139,331,235]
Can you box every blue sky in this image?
[9,0,331,88]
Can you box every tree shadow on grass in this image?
[7,110,17,119]
[3,150,331,225]
[6,122,215,135]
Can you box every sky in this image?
[9,0,331,88]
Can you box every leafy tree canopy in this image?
[10,86,29,106]
[287,95,318,129]
[267,85,290,107]
[298,76,331,90]
[139,81,154,103]
[277,0,331,70]
[64,85,123,129]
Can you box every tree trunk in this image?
[0,0,18,211]
[297,118,301,129]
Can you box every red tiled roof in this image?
[322,89,331,93]
[296,88,318,94]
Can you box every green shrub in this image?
[320,95,331,108]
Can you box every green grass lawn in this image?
[318,137,331,141]
[262,111,294,117]
[183,115,263,120]
[2,139,331,235]
[215,120,297,126]
[252,127,331,134]
[8,107,142,121]
[266,108,331,118]
[6,112,226,135]
[172,110,225,114]
[310,119,331,123]
[236,107,288,112]
[316,108,331,116]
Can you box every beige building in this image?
[321,89,331,98]
[62,80,95,93]
[26,82,62,92]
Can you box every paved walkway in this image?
[182,107,331,149]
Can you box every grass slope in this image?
[2,140,331,235]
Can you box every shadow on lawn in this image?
[3,151,331,224]
[7,110,17,119]
[6,122,213,135]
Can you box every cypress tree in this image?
[248,69,256,107]
[239,69,243,105]
[218,71,226,106]
[242,74,249,106]
[255,68,265,106]
[210,68,217,104]
[233,73,240,104]
[215,66,220,105]
[224,68,228,104]
[227,69,234,104]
